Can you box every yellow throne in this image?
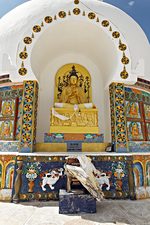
[50,64,99,134]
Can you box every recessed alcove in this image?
[30,19,119,143]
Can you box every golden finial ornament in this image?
[119,39,127,51]
[96,17,99,22]
[120,66,128,79]
[24,46,27,52]
[54,15,57,20]
[109,26,112,32]
[121,52,129,64]
[41,21,44,27]
[82,11,85,16]
[21,61,24,68]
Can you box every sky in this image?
[0,0,150,41]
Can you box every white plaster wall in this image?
[0,0,149,79]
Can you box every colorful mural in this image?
[0,141,20,152]
[146,123,150,140]
[109,83,128,152]
[20,81,38,153]
[0,163,2,189]
[5,162,15,189]
[133,155,150,199]
[12,155,134,202]
[146,161,150,186]
[126,101,141,119]
[127,121,143,141]
[0,83,23,141]
[129,141,150,152]
[0,155,15,201]
[144,104,150,120]
[0,120,14,140]
[0,99,15,117]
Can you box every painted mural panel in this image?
[126,101,141,119]
[0,99,15,117]
[146,123,150,140]
[5,162,15,189]
[133,155,150,199]
[144,104,150,120]
[146,161,150,186]
[0,163,2,189]
[0,120,14,140]
[13,155,133,201]
[0,155,15,201]
[127,121,143,141]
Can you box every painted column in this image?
[109,82,128,152]
[19,80,38,153]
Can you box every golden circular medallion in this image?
[24,104,32,112]
[19,51,28,60]
[23,113,32,122]
[120,67,128,79]
[25,95,33,103]
[73,8,80,15]
[112,31,120,38]
[119,43,127,51]
[88,12,96,19]
[121,54,129,65]
[74,0,79,4]
[33,25,41,33]
[101,20,109,27]
[23,123,32,132]
[23,37,32,44]
[18,68,27,76]
[44,16,53,23]
[58,11,66,18]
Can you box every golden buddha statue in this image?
[59,66,87,104]
[50,64,99,134]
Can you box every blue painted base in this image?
[59,189,96,214]
[0,141,20,152]
[44,133,104,143]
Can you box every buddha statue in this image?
[50,64,99,134]
[59,66,87,104]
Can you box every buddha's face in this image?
[70,76,78,85]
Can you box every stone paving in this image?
[0,199,150,225]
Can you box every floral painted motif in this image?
[23,162,41,192]
[112,162,125,191]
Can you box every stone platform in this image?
[59,189,96,214]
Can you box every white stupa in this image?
[0,0,149,142]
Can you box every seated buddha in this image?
[50,65,99,134]
[59,66,87,105]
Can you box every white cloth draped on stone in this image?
[65,155,104,201]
